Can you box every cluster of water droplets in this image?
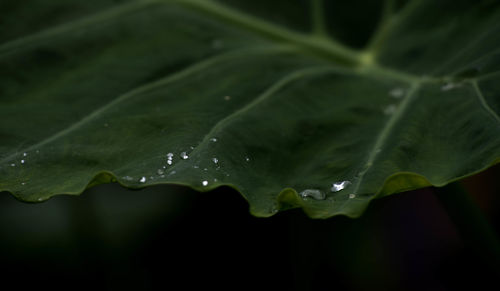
[300,180,355,201]
[118,135,248,188]
[383,87,408,116]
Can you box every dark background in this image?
[0,165,498,291]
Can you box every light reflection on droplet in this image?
[139,176,146,183]
[202,180,208,186]
[331,181,351,192]
[180,152,189,159]
[210,137,217,142]
[212,157,218,164]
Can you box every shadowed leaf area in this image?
[1,0,499,218]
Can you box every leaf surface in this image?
[1,0,499,218]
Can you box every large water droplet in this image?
[331,181,351,192]
[300,189,326,200]
[202,180,208,186]
[389,88,405,98]
[139,176,146,183]
[212,157,219,164]
[167,153,174,158]
[167,160,173,165]
[21,160,25,164]
[210,137,217,142]
[180,152,189,159]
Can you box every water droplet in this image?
[213,178,218,182]
[21,182,26,186]
[203,168,208,171]
[245,157,250,162]
[389,88,405,98]
[209,137,217,142]
[202,180,208,186]
[10,163,15,167]
[180,152,189,159]
[139,176,146,183]
[212,157,219,164]
[269,205,279,214]
[300,189,326,200]
[349,193,356,199]
[21,160,25,164]
[37,198,43,202]
[441,82,462,91]
[193,165,199,169]
[157,169,164,175]
[331,181,351,192]
[160,175,165,178]
[224,95,231,101]
[384,104,397,115]
[149,176,154,180]
[167,160,173,165]
[123,176,134,181]
[167,153,174,158]
[169,170,177,175]
[190,146,195,150]
[23,153,27,157]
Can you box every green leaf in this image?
[1,0,499,218]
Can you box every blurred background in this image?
[0,165,498,290]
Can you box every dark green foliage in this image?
[1,0,499,218]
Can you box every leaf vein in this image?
[471,81,500,123]
[0,46,293,164]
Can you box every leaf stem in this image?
[435,182,500,270]
[175,0,363,66]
